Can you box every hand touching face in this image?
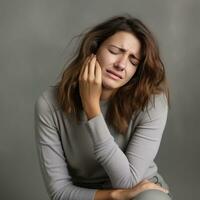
[78,54,102,118]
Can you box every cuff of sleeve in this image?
[86,112,113,146]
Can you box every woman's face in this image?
[96,31,141,97]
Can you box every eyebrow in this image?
[108,44,140,61]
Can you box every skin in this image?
[96,31,141,100]
[78,31,141,119]
[95,179,169,200]
[78,31,169,199]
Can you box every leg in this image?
[132,189,172,200]
[132,172,173,200]
[148,172,174,199]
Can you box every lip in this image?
[106,70,122,79]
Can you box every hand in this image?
[112,179,169,200]
[78,54,102,119]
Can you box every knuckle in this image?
[88,77,94,82]
[94,79,100,84]
[82,77,87,82]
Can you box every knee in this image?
[133,189,172,200]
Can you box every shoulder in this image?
[135,93,168,124]
[146,93,168,112]
[34,86,60,115]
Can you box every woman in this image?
[34,15,173,200]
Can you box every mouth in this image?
[106,70,122,80]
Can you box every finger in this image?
[154,185,169,194]
[95,60,102,84]
[82,59,89,80]
[79,55,93,80]
[88,55,96,81]
[79,57,88,79]
[160,188,169,194]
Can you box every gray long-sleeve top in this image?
[34,86,168,200]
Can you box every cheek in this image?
[126,67,137,80]
[97,51,114,68]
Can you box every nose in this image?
[114,54,128,70]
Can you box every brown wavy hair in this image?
[55,14,170,134]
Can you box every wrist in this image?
[86,110,101,120]
[110,190,119,200]
[84,106,101,120]
[110,189,127,200]
[94,189,120,200]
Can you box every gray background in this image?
[0,0,199,199]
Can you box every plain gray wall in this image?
[1,0,200,199]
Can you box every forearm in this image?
[94,189,114,200]
[94,188,136,200]
[94,181,169,200]
[86,113,137,188]
[86,95,168,188]
[94,189,125,200]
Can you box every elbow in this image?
[47,184,70,200]
[112,175,141,189]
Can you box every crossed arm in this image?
[34,92,168,200]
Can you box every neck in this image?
[100,88,117,101]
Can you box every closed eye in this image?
[108,48,120,54]
[108,46,139,66]
[130,58,138,66]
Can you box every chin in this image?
[102,79,120,90]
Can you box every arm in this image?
[85,93,168,189]
[34,93,169,200]
[34,95,97,200]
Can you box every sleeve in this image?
[86,93,168,189]
[34,94,97,200]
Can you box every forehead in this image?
[102,31,141,56]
